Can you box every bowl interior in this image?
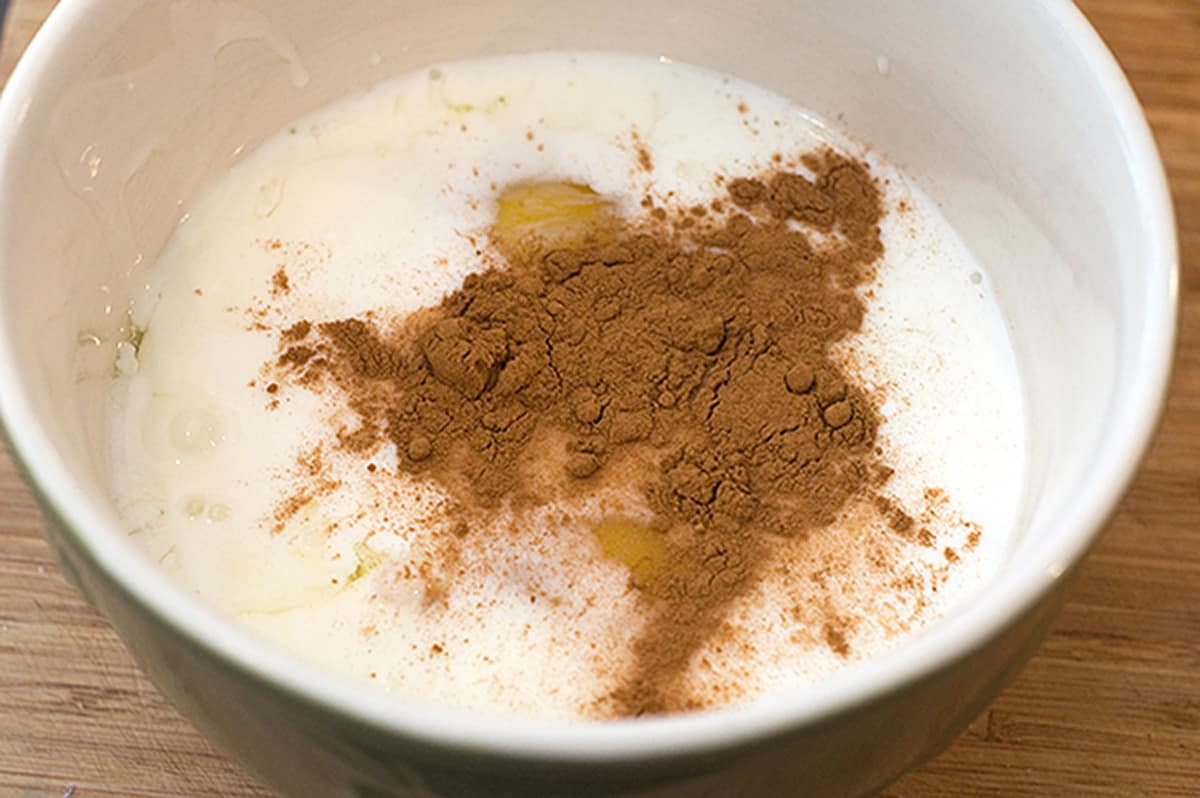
[0,0,1174,746]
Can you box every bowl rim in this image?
[0,0,1179,765]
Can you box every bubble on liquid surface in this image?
[169,408,225,453]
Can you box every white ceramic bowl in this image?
[0,1,1176,796]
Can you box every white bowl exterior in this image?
[0,1,1176,796]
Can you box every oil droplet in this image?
[183,496,206,518]
[592,517,668,584]
[254,176,287,219]
[159,546,179,567]
[169,409,224,453]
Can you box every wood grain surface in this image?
[0,1,1197,796]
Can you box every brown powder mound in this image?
[272,150,889,716]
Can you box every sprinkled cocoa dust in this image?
[272,266,290,297]
[261,148,958,716]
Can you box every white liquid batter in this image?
[110,53,1024,720]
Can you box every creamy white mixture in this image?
[111,53,1024,720]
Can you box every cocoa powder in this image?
[270,150,892,715]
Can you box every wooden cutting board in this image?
[0,1,1196,795]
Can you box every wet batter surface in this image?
[111,53,1024,720]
